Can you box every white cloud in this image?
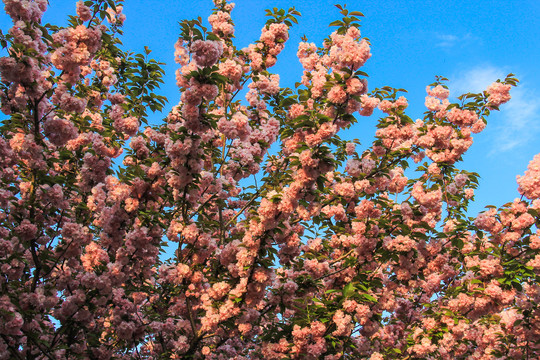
[450,65,540,153]
[492,85,540,152]
[435,33,478,48]
[450,66,506,94]
[436,34,459,48]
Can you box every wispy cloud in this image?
[451,66,507,94]
[450,65,540,153]
[435,33,478,48]
[492,85,540,152]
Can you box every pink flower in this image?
[209,11,234,37]
[332,310,352,337]
[411,182,442,210]
[425,96,442,111]
[43,116,79,146]
[384,235,415,252]
[251,74,280,95]
[359,95,380,116]
[426,85,449,100]
[479,257,503,277]
[114,116,139,137]
[174,39,189,66]
[116,321,135,340]
[517,153,540,199]
[486,81,511,106]
[334,181,355,198]
[4,0,47,22]
[191,40,224,67]
[218,59,243,83]
[454,173,468,187]
[106,5,125,24]
[345,142,356,155]
[446,108,478,127]
[260,23,289,47]
[328,85,347,104]
[470,119,486,133]
[81,242,109,271]
[288,104,305,119]
[76,1,92,21]
[297,42,318,71]
[464,188,474,199]
[346,77,367,96]
[499,308,523,329]
[329,31,371,70]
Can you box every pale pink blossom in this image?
[517,153,540,199]
[191,40,223,68]
[486,81,511,106]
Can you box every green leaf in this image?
[343,282,355,298]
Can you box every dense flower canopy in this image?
[0,0,538,359]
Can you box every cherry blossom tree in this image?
[0,0,538,359]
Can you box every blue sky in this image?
[1,0,539,215]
